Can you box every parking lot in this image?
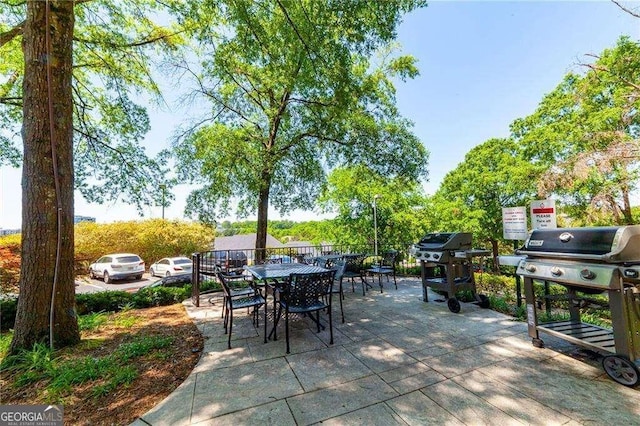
[75,273,156,294]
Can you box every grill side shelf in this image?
[537,320,616,353]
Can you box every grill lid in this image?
[516,225,640,263]
[414,232,472,251]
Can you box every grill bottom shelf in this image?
[537,320,616,354]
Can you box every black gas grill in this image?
[516,226,640,387]
[411,232,490,313]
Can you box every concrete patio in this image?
[133,277,639,425]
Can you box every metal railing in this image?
[191,243,423,306]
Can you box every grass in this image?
[0,331,11,358]
[1,312,174,404]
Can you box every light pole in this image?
[373,194,380,257]
[159,184,166,220]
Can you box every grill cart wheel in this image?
[447,298,461,313]
[477,294,490,309]
[602,355,640,387]
[532,338,544,348]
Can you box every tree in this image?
[9,0,79,352]
[511,37,640,225]
[173,0,429,258]
[319,165,431,250]
[432,138,539,267]
[1,0,184,352]
[1,0,183,211]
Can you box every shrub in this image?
[75,219,214,270]
[1,295,18,331]
[132,287,190,308]
[0,234,21,294]
[1,219,215,290]
[75,291,133,315]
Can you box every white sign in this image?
[530,199,557,229]
[502,206,528,240]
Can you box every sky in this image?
[1,1,639,230]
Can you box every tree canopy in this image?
[0,0,185,211]
[172,0,429,253]
[319,165,430,250]
[431,138,540,262]
[511,37,640,225]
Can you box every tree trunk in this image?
[10,0,79,352]
[491,238,499,273]
[255,169,271,262]
[621,187,633,224]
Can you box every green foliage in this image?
[0,343,53,374]
[537,311,611,328]
[217,219,330,244]
[75,219,214,267]
[0,331,11,358]
[431,138,540,257]
[0,0,189,210]
[2,333,172,402]
[1,220,214,285]
[319,165,431,249]
[75,291,133,315]
[511,37,640,225]
[77,312,109,332]
[132,286,191,307]
[174,0,429,246]
[0,295,18,331]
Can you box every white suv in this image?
[89,253,145,283]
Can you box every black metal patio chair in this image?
[343,254,368,296]
[272,269,336,354]
[366,250,399,292]
[327,259,347,323]
[217,271,267,349]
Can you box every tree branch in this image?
[579,61,640,92]
[0,21,23,48]
[612,0,640,18]
[73,29,185,49]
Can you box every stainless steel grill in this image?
[516,225,640,387]
[411,232,490,313]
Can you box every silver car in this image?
[89,253,145,283]
[149,256,193,277]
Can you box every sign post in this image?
[530,200,557,229]
[502,206,528,241]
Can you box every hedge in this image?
[1,280,220,331]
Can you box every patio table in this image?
[313,253,366,267]
[244,263,331,340]
[244,263,328,280]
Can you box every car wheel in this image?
[165,271,171,277]
[149,268,155,277]
[104,271,111,284]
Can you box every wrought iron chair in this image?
[217,272,267,349]
[343,254,368,295]
[210,271,254,319]
[366,250,399,292]
[272,270,336,354]
[327,259,347,323]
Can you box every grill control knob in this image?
[580,269,596,280]
[525,264,536,273]
[550,267,562,277]
[423,253,430,259]
[433,254,440,260]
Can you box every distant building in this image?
[0,228,20,236]
[74,215,96,224]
